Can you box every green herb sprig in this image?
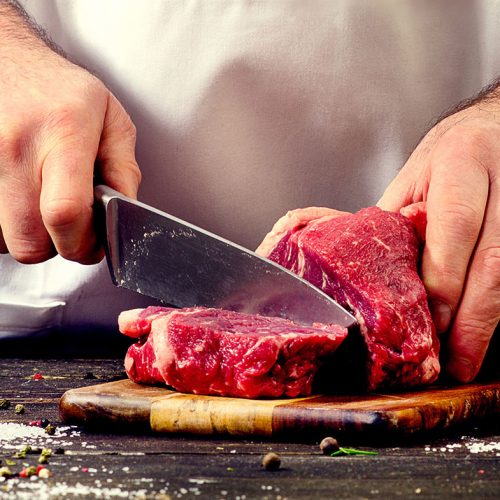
[331,447,378,457]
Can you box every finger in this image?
[377,150,429,212]
[422,129,490,334]
[40,135,102,265]
[96,93,141,199]
[0,176,56,263]
[445,175,500,382]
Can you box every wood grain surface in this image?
[2,359,500,499]
[59,379,500,440]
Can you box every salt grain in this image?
[466,441,500,454]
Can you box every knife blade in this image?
[94,185,357,327]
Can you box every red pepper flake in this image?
[81,467,89,473]
[28,420,43,427]
[478,469,485,475]
[33,373,44,380]
[19,468,27,478]
[36,465,45,475]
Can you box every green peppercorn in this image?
[0,466,12,478]
[0,399,10,410]
[40,448,52,458]
[14,404,25,415]
[25,466,37,477]
[261,452,281,471]
[45,424,56,436]
[320,437,340,455]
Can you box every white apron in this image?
[2,0,499,336]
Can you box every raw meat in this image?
[119,306,347,398]
[256,205,440,390]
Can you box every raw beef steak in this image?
[119,306,347,398]
[256,206,440,390]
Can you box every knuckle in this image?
[478,245,500,272]
[433,202,482,244]
[7,235,55,264]
[442,124,492,159]
[45,104,88,137]
[122,159,142,185]
[41,197,84,229]
[472,245,500,289]
[0,121,33,167]
[454,316,497,348]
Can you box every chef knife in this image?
[94,185,357,327]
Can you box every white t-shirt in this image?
[2,0,499,337]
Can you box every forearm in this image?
[0,0,63,57]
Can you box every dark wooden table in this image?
[1,357,499,499]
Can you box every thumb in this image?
[377,162,424,212]
[96,93,141,198]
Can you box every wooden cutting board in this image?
[59,379,500,440]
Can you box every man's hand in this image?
[0,1,141,264]
[378,82,500,383]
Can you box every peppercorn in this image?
[54,448,65,455]
[261,452,281,471]
[320,436,340,455]
[84,371,97,379]
[20,466,37,477]
[40,419,50,428]
[0,466,12,478]
[40,448,52,458]
[45,424,56,435]
[38,468,51,479]
[14,404,25,415]
[0,399,10,410]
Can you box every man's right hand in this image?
[0,1,141,264]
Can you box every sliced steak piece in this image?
[256,205,440,390]
[119,306,347,398]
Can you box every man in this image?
[0,0,498,381]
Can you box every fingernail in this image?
[429,300,452,333]
[446,357,475,383]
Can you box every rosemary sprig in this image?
[331,447,378,457]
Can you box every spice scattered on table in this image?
[320,437,340,455]
[38,467,51,478]
[14,404,25,415]
[32,373,44,380]
[261,452,281,471]
[0,466,13,478]
[0,399,11,410]
[45,424,57,436]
